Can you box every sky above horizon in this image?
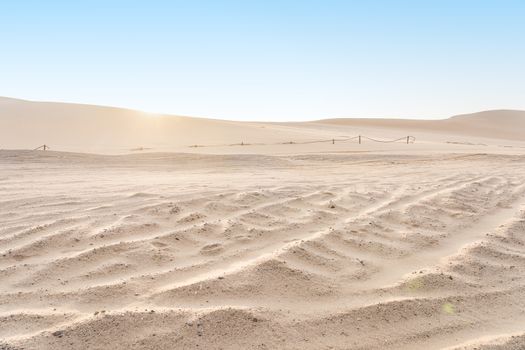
[1,1,525,121]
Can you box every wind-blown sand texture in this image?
[1,98,525,349]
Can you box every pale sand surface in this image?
[1,98,525,349]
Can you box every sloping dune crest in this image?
[315,110,525,141]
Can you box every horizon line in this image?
[1,95,523,123]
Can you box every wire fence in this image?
[32,136,416,152]
[189,135,416,148]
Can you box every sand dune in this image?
[1,97,524,153]
[315,109,525,141]
[1,98,525,349]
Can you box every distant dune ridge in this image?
[0,96,524,153]
[317,109,525,141]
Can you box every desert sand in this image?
[1,98,525,349]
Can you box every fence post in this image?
[407,136,409,144]
[359,135,361,144]
[332,138,335,144]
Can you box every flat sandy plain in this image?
[1,98,525,349]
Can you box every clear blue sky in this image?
[1,0,524,121]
